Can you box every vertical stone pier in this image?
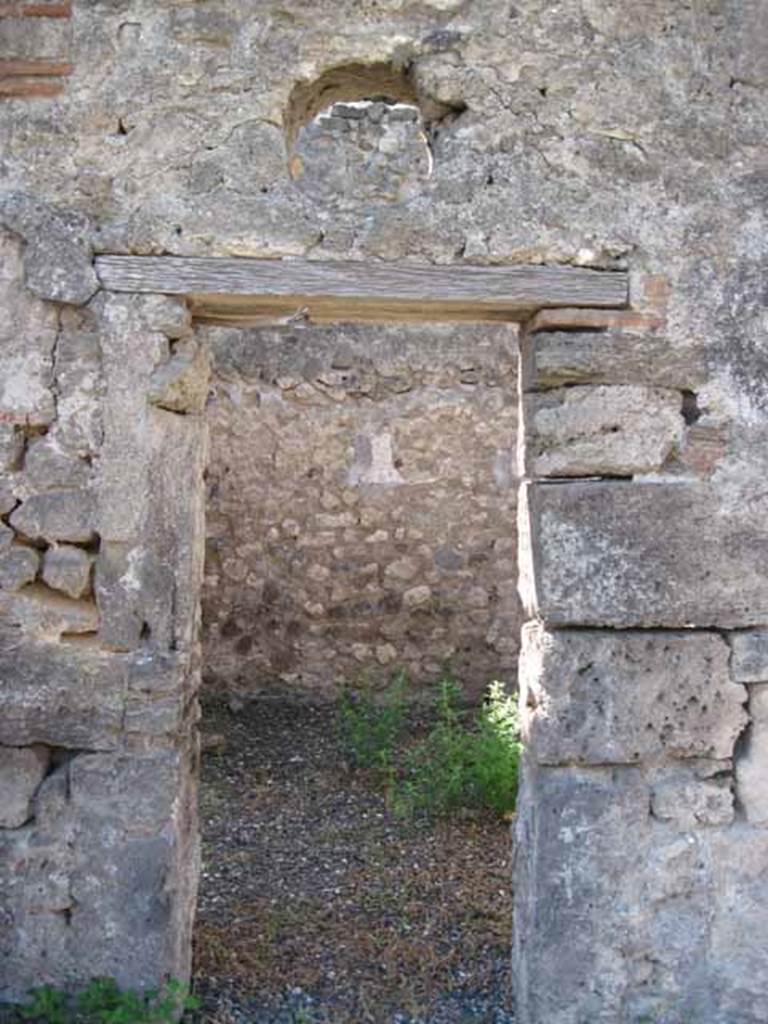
[0,213,209,998]
[512,296,768,1024]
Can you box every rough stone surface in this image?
[94,292,171,544]
[10,490,96,545]
[523,331,708,392]
[0,546,40,592]
[0,745,50,829]
[0,426,23,473]
[527,385,684,477]
[731,630,768,683]
[91,292,208,659]
[291,100,431,207]
[0,635,126,748]
[51,304,105,458]
[520,624,747,765]
[650,761,735,829]
[707,826,768,1023]
[523,481,768,628]
[0,230,58,426]
[514,764,732,1024]
[0,748,198,1002]
[735,684,768,826]
[202,322,520,695]
[148,339,210,414]
[94,542,145,653]
[0,584,99,641]
[0,193,98,306]
[139,294,193,340]
[42,545,93,600]
[0,478,17,518]
[23,437,92,492]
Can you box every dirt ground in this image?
[191,695,515,1024]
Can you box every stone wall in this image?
[0,213,208,1000]
[513,294,768,1024]
[201,322,520,698]
[1,0,767,1020]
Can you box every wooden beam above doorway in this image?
[94,255,629,325]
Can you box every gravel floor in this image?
[191,695,515,1024]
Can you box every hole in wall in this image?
[284,62,461,207]
[681,389,703,425]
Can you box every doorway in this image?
[192,318,521,1021]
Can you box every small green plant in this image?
[338,670,523,819]
[17,978,198,1024]
[337,670,408,770]
[393,677,522,819]
[19,987,69,1024]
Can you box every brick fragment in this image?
[0,3,71,15]
[0,59,73,76]
[0,78,64,98]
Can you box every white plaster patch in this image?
[348,431,404,486]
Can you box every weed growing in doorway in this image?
[337,670,408,770]
[338,672,522,819]
[394,678,522,818]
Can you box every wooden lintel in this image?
[95,255,628,324]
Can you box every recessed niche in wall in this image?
[284,63,446,207]
[289,98,432,206]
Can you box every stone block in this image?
[0,637,127,748]
[0,522,12,549]
[384,556,420,582]
[403,584,432,608]
[10,490,96,544]
[0,230,57,426]
[125,651,190,737]
[24,437,92,491]
[731,630,768,683]
[736,684,768,825]
[0,545,40,591]
[0,477,18,517]
[0,745,50,828]
[522,481,768,628]
[94,292,168,542]
[123,695,185,737]
[97,408,205,657]
[70,751,181,829]
[649,762,735,828]
[735,0,768,86]
[94,542,145,652]
[0,193,98,306]
[0,425,23,472]
[0,748,197,1001]
[527,385,683,477]
[523,330,707,391]
[0,584,99,641]
[138,294,193,340]
[142,410,207,654]
[706,825,768,1020]
[147,339,210,413]
[513,763,717,1024]
[53,305,105,457]
[42,544,93,599]
[521,625,746,765]
[66,749,198,994]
